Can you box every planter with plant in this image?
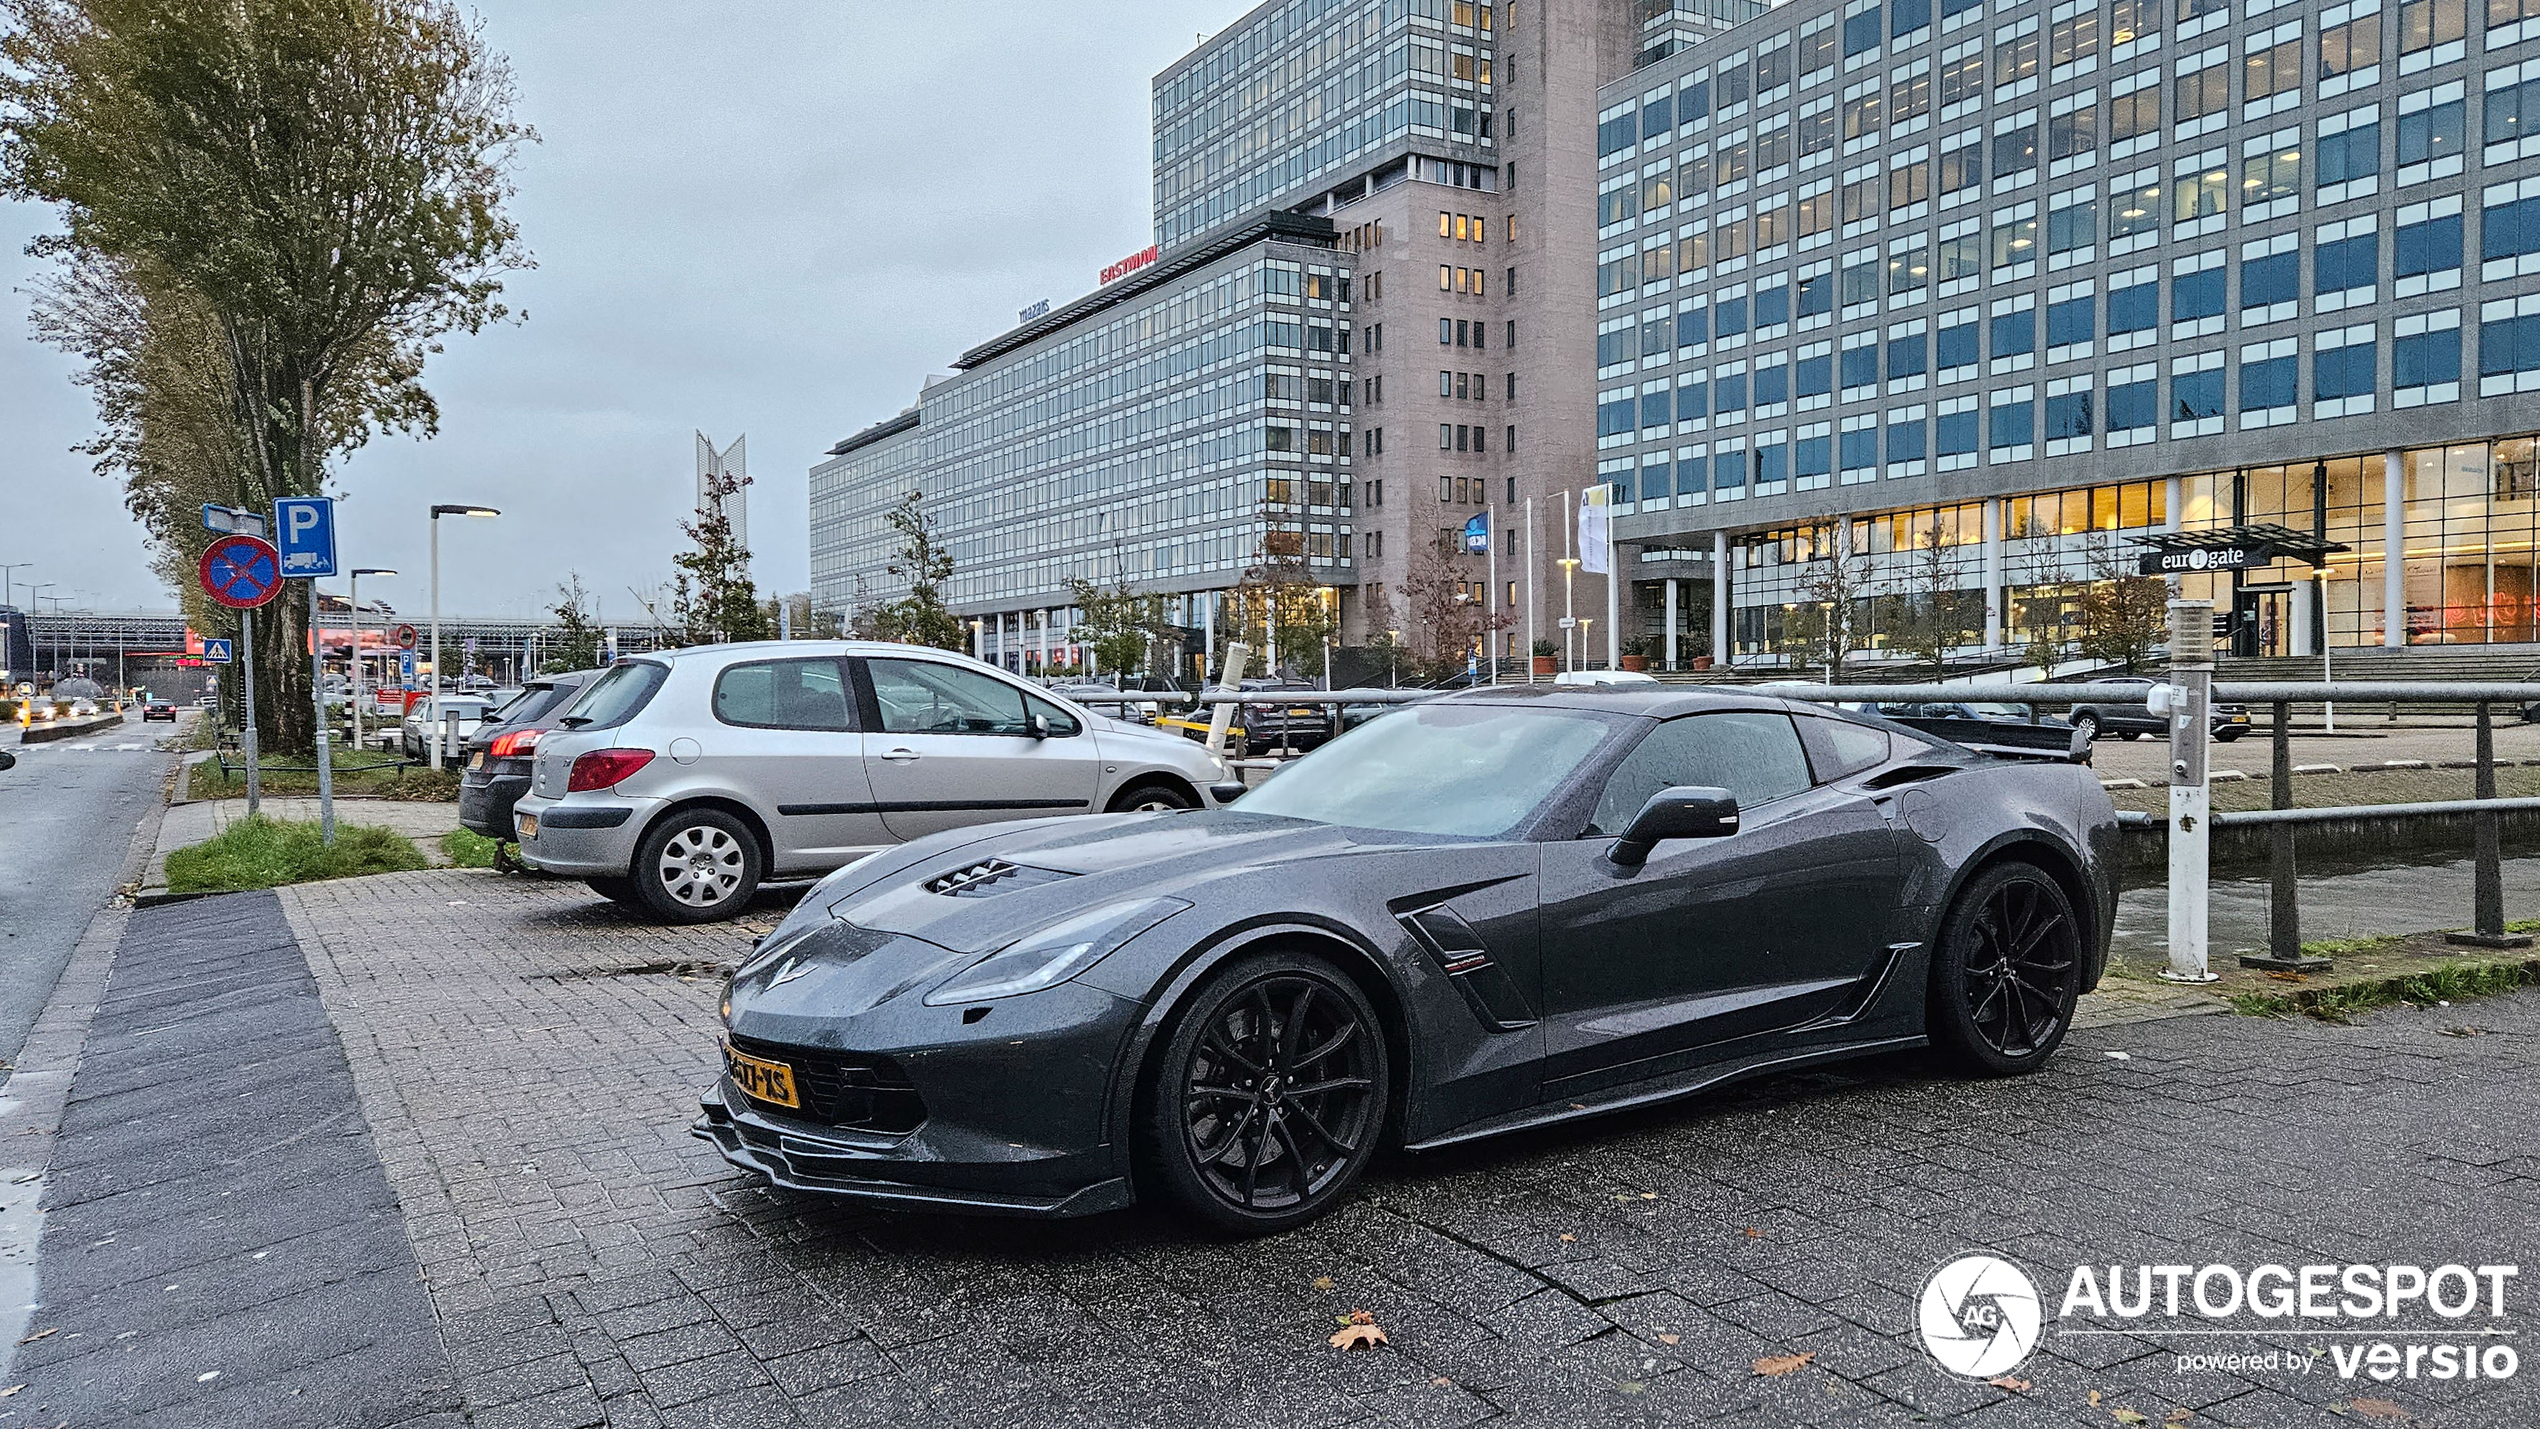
[1531,638,1558,675]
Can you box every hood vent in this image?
[923,858,1074,898]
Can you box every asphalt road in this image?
[0,716,171,1085]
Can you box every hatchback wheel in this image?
[633,809,761,923]
[1111,781,1199,813]
[1927,862,2083,1075]
[2071,712,2099,742]
[1140,952,1388,1234]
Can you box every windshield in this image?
[1233,703,1621,838]
[560,661,668,730]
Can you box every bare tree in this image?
[1894,522,1971,674]
[2076,533,2170,672]
[1783,526,1879,682]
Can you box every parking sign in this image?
[273,496,339,577]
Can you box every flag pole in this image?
[1604,483,1621,672]
[1525,496,1538,684]
[1486,504,1499,684]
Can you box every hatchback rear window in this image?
[559,661,667,731]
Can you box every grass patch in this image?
[188,755,458,802]
[440,827,501,868]
[2226,957,2540,1022]
[2294,932,2408,959]
[164,815,429,894]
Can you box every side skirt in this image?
[1401,1034,1930,1153]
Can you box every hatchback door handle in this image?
[881,747,921,762]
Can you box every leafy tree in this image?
[670,467,771,646]
[2,0,534,750]
[1066,574,1169,676]
[546,572,601,670]
[876,489,963,650]
[2076,534,2170,672]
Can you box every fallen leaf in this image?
[1329,1308,1388,1351]
[2113,1409,2149,1426]
[14,1328,55,1345]
[1987,1376,2031,1392]
[0,1383,22,1397]
[2347,1400,2411,1423]
[1618,1380,1646,1393]
[2090,1391,2103,1406]
[1311,1276,1336,1291]
[1559,1233,1577,1243]
[1657,1334,1682,1346]
[1640,1192,1657,1200]
[2166,1410,2193,1424]
[1431,1377,1454,1387]
[1752,1351,1816,1377]
[1745,1227,1764,1239]
[2105,1051,2132,1060]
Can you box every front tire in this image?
[1139,952,1389,1235]
[631,809,762,923]
[2071,712,2099,742]
[1109,780,1199,813]
[1926,862,2083,1076]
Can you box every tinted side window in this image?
[865,659,1030,735]
[1803,716,1891,779]
[559,661,668,731]
[713,658,853,731]
[1589,712,1814,834]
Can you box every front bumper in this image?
[693,1088,1129,1217]
[511,792,659,876]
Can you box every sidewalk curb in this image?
[0,768,170,1373]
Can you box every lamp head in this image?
[429,504,501,519]
[351,567,398,578]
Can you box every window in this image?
[2244,27,2302,113]
[1992,118,2041,179]
[2046,285,2095,349]
[2046,382,2094,443]
[2400,0,2467,69]
[2315,324,2378,416]
[1841,339,1879,390]
[1939,221,1982,287]
[2172,357,2226,430]
[2176,47,2231,130]
[2240,134,2301,216]
[2110,0,2164,49]
[2048,191,2096,259]
[1990,204,2038,268]
[714,658,852,731]
[1892,61,1933,132]
[2238,337,2299,425]
[1797,344,1834,398]
[2107,363,2160,441]
[2321,7,2383,95]
[1890,233,1931,295]
[1893,0,1932,39]
[867,659,1048,737]
[1936,398,1980,462]
[1940,129,1984,196]
[1941,43,1985,114]
[2395,195,2465,292]
[2110,74,2162,149]
[1797,268,1834,318]
[1938,310,1979,374]
[2394,308,2463,404]
[1990,296,2037,368]
[1889,320,1930,379]
[1846,3,1883,56]
[2110,171,2163,249]
[2172,152,2230,228]
[2240,236,2300,321]
[2051,4,2100,74]
[2048,100,2097,166]
[1587,713,1813,834]
[2480,293,2540,393]
[2488,61,2540,158]
[2317,110,2385,195]
[2316,217,2381,309]
[2108,265,2161,344]
[2172,253,2227,328]
[1887,406,1928,470]
[2399,84,2469,177]
[1988,387,2035,457]
[2484,177,2540,277]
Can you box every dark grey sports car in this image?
[698,687,2118,1232]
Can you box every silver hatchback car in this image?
[510,641,1229,922]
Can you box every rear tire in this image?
[631,809,762,924]
[2071,712,2099,742]
[1926,862,2083,1076]
[1138,951,1389,1235]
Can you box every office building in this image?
[812,0,1759,674]
[1597,0,2540,661]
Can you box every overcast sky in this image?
[0,1,1255,623]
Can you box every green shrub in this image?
[164,816,428,893]
[440,827,500,868]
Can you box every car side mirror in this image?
[1028,714,1050,740]
[1607,786,1740,868]
[1208,779,1246,804]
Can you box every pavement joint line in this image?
[0,766,171,1374]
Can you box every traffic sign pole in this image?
[311,581,334,845]
[239,607,261,816]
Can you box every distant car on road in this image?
[403,694,495,760]
[1224,679,1335,755]
[142,700,177,722]
[458,671,604,844]
[2066,676,2250,742]
[510,642,1229,923]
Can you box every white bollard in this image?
[2161,598,2218,983]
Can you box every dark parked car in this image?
[2067,676,2249,742]
[457,670,604,844]
[1224,679,1334,755]
[700,686,2118,1231]
[141,700,177,722]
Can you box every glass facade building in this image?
[808,220,1357,661]
[1596,0,2540,654]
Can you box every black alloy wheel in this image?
[1928,862,2082,1075]
[1111,781,1199,813]
[1141,953,1388,1233]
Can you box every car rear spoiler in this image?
[1887,715,2092,765]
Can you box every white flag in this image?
[1578,486,1611,576]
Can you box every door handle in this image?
[881,747,921,762]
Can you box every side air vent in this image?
[923,859,1074,898]
[1396,903,1537,1032]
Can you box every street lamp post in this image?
[28,586,57,682]
[428,505,500,769]
[349,568,396,752]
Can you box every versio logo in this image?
[1921,1255,2044,1379]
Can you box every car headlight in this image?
[922,897,1189,1006]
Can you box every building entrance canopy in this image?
[2131,524,2351,577]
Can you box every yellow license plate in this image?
[725,1043,799,1109]
[516,813,538,839]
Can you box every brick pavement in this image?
[250,868,2540,1429]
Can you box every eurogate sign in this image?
[2139,542,2271,576]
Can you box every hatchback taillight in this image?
[566,747,655,792]
[488,728,541,759]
